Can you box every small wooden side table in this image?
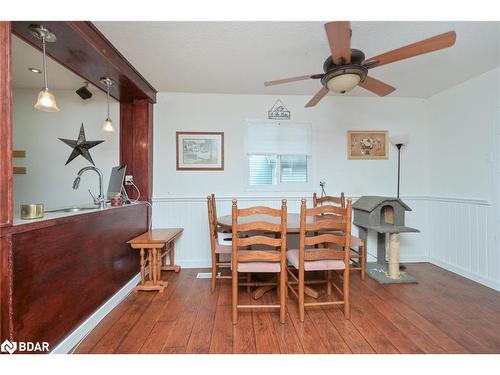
[127,228,183,292]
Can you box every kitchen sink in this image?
[45,206,98,213]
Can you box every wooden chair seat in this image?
[215,243,232,254]
[287,249,345,271]
[236,249,282,272]
[237,260,281,273]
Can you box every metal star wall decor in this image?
[58,123,104,165]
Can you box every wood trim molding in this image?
[0,235,14,342]
[151,195,492,205]
[12,21,157,103]
[120,99,153,202]
[0,22,13,228]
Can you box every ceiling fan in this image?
[264,22,456,107]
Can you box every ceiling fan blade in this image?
[364,31,456,69]
[264,74,323,87]
[305,87,329,107]
[358,76,396,96]
[325,21,352,65]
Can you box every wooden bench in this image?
[127,228,183,292]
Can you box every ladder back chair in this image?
[231,199,288,324]
[312,192,365,281]
[287,198,353,322]
[207,194,232,292]
[313,192,346,208]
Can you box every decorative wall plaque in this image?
[268,99,290,120]
[347,130,388,160]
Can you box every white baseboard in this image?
[366,251,428,264]
[429,257,500,291]
[50,273,141,354]
[177,259,211,269]
[400,255,430,263]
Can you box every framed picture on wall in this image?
[347,130,389,160]
[176,131,224,170]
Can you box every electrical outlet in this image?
[125,175,134,185]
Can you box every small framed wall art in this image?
[176,131,224,170]
[347,130,389,160]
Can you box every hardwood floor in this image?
[74,264,500,354]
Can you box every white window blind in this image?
[246,120,311,186]
[280,155,308,183]
[248,155,277,185]
[245,121,312,156]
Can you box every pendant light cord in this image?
[41,36,48,90]
[106,82,110,118]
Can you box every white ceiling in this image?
[93,21,500,98]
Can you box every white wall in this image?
[426,68,500,290]
[13,88,120,211]
[153,92,431,266]
[427,68,500,201]
[154,93,429,197]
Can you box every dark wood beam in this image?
[12,21,157,103]
[0,22,13,228]
[120,99,153,202]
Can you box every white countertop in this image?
[13,202,144,226]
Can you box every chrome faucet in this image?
[72,166,106,209]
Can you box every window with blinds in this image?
[248,155,277,185]
[246,120,312,187]
[280,155,308,183]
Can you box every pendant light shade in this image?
[100,77,116,133]
[102,118,115,133]
[34,88,59,112]
[29,24,59,113]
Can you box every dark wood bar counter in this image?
[1,202,149,350]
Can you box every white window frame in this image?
[246,153,314,192]
[245,119,314,192]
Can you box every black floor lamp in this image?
[390,135,409,199]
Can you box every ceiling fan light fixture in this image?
[322,65,367,94]
[326,73,361,94]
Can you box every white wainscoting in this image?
[152,195,430,268]
[152,195,499,291]
[427,197,499,291]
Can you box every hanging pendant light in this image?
[100,77,116,133]
[29,24,59,112]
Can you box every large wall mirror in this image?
[12,35,120,214]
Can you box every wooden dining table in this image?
[217,212,341,233]
[217,213,361,299]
